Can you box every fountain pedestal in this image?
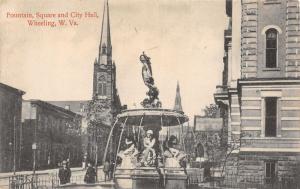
[165,168,187,189]
[115,168,161,189]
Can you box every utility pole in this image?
[19,120,23,172]
[13,116,16,175]
[32,143,37,175]
[94,125,98,182]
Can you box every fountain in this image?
[102,52,190,189]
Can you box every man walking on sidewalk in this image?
[58,160,71,185]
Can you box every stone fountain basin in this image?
[117,108,188,127]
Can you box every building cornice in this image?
[0,82,25,95]
[25,100,82,118]
[238,78,300,85]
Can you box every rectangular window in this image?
[103,83,107,95]
[97,83,107,95]
[265,97,277,137]
[97,83,103,95]
[265,161,276,184]
[266,49,277,68]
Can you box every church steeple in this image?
[174,81,183,112]
[98,0,112,65]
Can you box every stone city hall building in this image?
[215,0,300,183]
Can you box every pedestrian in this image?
[58,160,71,185]
[103,160,110,181]
[109,160,115,179]
[84,163,97,184]
[66,160,71,183]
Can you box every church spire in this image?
[174,81,183,112]
[98,0,112,65]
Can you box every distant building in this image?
[47,100,89,165]
[168,82,185,138]
[214,0,300,183]
[0,83,24,172]
[192,116,223,160]
[174,81,183,112]
[21,100,82,170]
[48,101,89,116]
[194,116,223,132]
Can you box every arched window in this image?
[97,75,107,96]
[195,143,204,157]
[265,28,277,68]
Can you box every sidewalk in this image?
[0,167,85,179]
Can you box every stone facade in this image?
[21,100,82,170]
[286,0,300,77]
[215,0,300,182]
[0,83,24,172]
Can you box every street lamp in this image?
[8,142,16,175]
[32,142,37,175]
[8,142,12,172]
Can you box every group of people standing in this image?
[58,160,98,185]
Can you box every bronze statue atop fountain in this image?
[139,52,162,108]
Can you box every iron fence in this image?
[187,168,203,185]
[8,168,105,189]
[8,174,50,189]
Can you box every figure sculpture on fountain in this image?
[139,52,162,108]
[117,136,138,169]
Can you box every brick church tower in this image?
[87,0,122,163]
[91,0,121,123]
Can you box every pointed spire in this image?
[174,81,183,112]
[98,0,112,64]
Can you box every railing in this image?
[187,168,203,185]
[8,168,105,189]
[8,174,51,189]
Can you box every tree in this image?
[203,104,219,118]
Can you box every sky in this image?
[0,0,228,123]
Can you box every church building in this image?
[49,0,122,165]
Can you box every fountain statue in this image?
[139,52,162,108]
